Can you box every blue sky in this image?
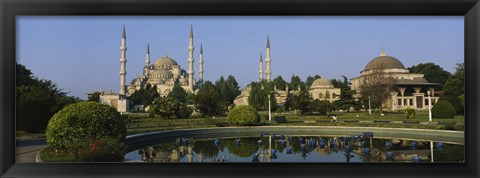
[17,16,463,99]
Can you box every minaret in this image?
[265,35,272,81]
[199,43,204,81]
[259,52,263,81]
[187,24,194,92]
[143,42,150,76]
[119,25,127,95]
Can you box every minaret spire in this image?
[199,43,204,81]
[119,24,127,95]
[265,35,272,81]
[187,24,195,92]
[259,52,263,81]
[144,41,150,76]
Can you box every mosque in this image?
[350,49,441,111]
[98,25,204,112]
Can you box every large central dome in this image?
[363,55,405,71]
[154,54,178,70]
[311,78,334,88]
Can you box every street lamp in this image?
[268,95,272,122]
[368,96,371,115]
[427,90,432,122]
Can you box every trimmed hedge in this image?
[432,100,456,118]
[227,105,260,126]
[46,102,127,159]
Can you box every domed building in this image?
[309,78,341,102]
[350,49,441,111]
[99,24,205,112]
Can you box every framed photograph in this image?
[1,0,479,177]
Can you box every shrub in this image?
[227,105,260,126]
[404,107,415,118]
[432,100,456,118]
[46,102,127,157]
[175,104,194,119]
[76,137,126,162]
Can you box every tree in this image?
[16,63,79,133]
[358,65,394,114]
[168,83,188,103]
[225,75,241,104]
[129,84,159,108]
[305,75,321,89]
[331,76,360,112]
[289,74,305,91]
[442,63,464,114]
[247,81,278,111]
[150,97,180,119]
[408,62,452,86]
[193,81,222,117]
[289,89,312,114]
[273,75,287,90]
[87,92,101,102]
[310,99,332,115]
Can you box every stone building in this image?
[350,49,441,111]
[309,78,341,102]
[99,24,204,112]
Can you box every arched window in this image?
[319,92,323,98]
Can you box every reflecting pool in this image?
[125,133,464,163]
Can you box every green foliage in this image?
[16,63,79,133]
[194,81,223,117]
[331,75,360,112]
[432,100,456,118]
[151,97,179,119]
[214,75,241,113]
[76,137,126,162]
[289,74,305,91]
[273,75,287,90]
[442,63,464,114]
[359,69,392,114]
[289,89,312,114]
[247,81,278,111]
[305,75,322,89]
[226,105,259,126]
[129,84,160,108]
[46,102,127,155]
[175,104,193,119]
[408,62,452,86]
[309,99,331,115]
[404,107,415,118]
[87,92,101,102]
[168,83,188,103]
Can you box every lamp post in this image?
[427,90,432,122]
[268,95,272,122]
[368,96,371,115]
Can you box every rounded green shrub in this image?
[432,100,456,118]
[404,107,415,118]
[227,105,259,126]
[46,102,127,154]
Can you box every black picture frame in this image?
[1,0,479,177]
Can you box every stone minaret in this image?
[119,25,127,95]
[187,24,194,92]
[143,42,150,76]
[259,52,263,81]
[265,35,272,81]
[199,43,204,81]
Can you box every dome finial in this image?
[381,46,387,56]
[164,50,168,57]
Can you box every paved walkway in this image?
[16,138,47,163]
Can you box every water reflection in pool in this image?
[125,133,464,163]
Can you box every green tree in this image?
[309,99,331,115]
[151,97,180,119]
[129,84,160,108]
[16,63,79,133]
[225,75,241,104]
[247,81,278,111]
[305,75,321,89]
[87,92,101,102]
[289,74,305,91]
[226,105,260,126]
[408,62,452,86]
[273,75,287,90]
[193,81,222,117]
[168,83,188,103]
[289,89,312,114]
[442,63,464,114]
[331,76,360,112]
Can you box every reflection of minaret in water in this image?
[187,146,194,162]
